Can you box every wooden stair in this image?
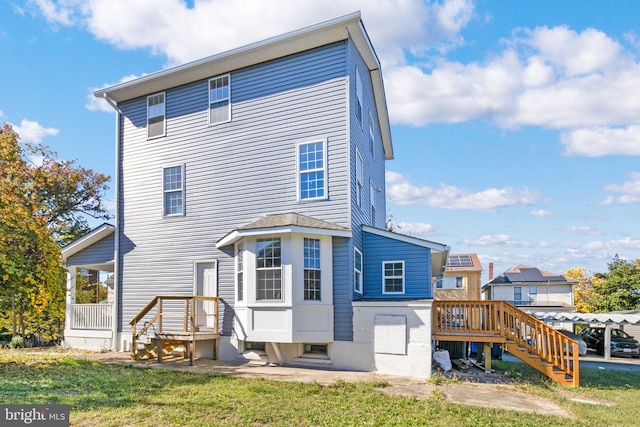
[433,300,579,387]
[129,295,220,365]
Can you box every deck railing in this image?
[70,303,113,330]
[433,300,579,386]
[129,296,219,359]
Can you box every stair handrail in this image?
[433,300,579,386]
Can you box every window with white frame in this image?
[513,286,522,303]
[356,149,363,208]
[383,261,404,294]
[355,69,363,127]
[209,75,230,125]
[163,165,184,216]
[297,141,326,200]
[256,238,282,300]
[528,286,537,301]
[370,181,376,226]
[236,242,244,302]
[354,248,363,293]
[368,111,374,157]
[147,93,165,139]
[303,238,321,301]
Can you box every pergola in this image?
[532,311,640,359]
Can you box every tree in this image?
[0,123,111,341]
[564,267,606,313]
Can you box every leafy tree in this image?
[566,256,640,313]
[0,123,111,341]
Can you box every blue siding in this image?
[67,233,114,267]
[363,231,432,299]
[116,41,351,334]
[332,237,352,341]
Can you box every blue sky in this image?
[2,0,640,283]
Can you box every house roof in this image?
[445,253,482,272]
[216,213,352,247]
[61,223,115,261]
[362,226,450,278]
[94,11,393,160]
[482,264,576,289]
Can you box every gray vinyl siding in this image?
[67,233,115,267]
[347,39,387,299]
[116,41,351,334]
[332,237,352,341]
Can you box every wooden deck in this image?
[129,295,220,365]
[433,300,580,387]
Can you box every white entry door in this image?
[195,261,217,329]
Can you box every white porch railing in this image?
[71,304,113,330]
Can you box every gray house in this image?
[62,12,449,378]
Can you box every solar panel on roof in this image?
[447,255,473,267]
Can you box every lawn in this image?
[1,350,639,426]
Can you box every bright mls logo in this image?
[1,405,69,426]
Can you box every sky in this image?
[2,0,640,283]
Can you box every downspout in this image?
[102,93,121,351]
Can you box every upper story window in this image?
[256,238,282,300]
[513,286,522,302]
[356,149,363,208]
[147,93,165,139]
[236,242,244,302]
[383,261,404,294]
[163,165,184,216]
[303,238,321,301]
[368,111,375,157]
[355,69,363,127]
[369,181,376,226]
[298,140,327,200]
[354,248,363,294]
[436,276,463,289]
[209,75,230,125]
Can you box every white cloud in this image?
[530,209,552,217]
[386,171,540,211]
[562,225,600,236]
[561,126,640,157]
[602,172,640,204]
[86,74,145,112]
[394,222,438,237]
[11,119,59,144]
[584,237,640,251]
[463,234,529,247]
[0,110,4,118]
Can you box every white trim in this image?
[235,242,245,303]
[354,247,363,294]
[216,225,351,248]
[146,92,166,139]
[192,259,218,295]
[362,226,449,252]
[382,260,405,294]
[296,139,328,201]
[208,74,231,125]
[61,224,115,261]
[356,148,363,208]
[162,164,185,217]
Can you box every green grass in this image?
[1,350,639,426]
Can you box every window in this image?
[528,286,537,301]
[209,75,230,125]
[455,277,463,288]
[304,343,328,355]
[370,181,376,225]
[436,279,443,289]
[163,165,184,216]
[368,111,375,157]
[383,261,404,294]
[147,93,165,138]
[356,149,363,208]
[245,342,266,352]
[355,69,363,127]
[297,141,326,200]
[236,242,244,301]
[303,238,321,301]
[513,286,522,302]
[256,238,282,300]
[354,248,363,293]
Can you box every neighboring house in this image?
[62,12,450,378]
[434,254,482,301]
[482,264,577,314]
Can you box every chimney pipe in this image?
[488,262,494,281]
